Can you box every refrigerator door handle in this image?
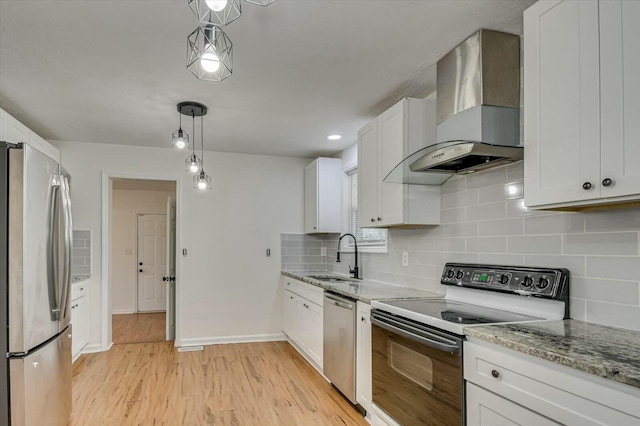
[59,176,72,322]
[47,175,62,321]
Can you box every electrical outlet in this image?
[402,251,409,267]
[321,247,327,256]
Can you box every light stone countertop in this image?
[465,319,640,389]
[281,271,444,304]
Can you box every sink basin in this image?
[307,275,354,283]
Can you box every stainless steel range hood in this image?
[385,30,523,185]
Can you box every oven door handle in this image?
[371,317,461,354]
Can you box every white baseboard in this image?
[81,342,112,355]
[176,333,286,348]
[112,309,135,315]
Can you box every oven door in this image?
[371,310,464,426]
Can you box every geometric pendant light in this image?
[188,0,241,27]
[171,110,189,150]
[244,0,276,6]
[187,24,233,82]
[193,110,212,191]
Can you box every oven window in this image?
[388,341,433,391]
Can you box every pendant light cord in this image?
[201,114,205,164]
[192,112,196,155]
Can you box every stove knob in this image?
[537,277,550,289]
[498,274,510,285]
[446,269,455,279]
[456,270,464,279]
[522,276,534,288]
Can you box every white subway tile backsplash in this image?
[466,202,506,221]
[585,208,640,232]
[524,255,586,277]
[72,230,91,276]
[441,207,466,224]
[466,167,506,189]
[524,214,585,235]
[441,175,466,194]
[478,218,523,236]
[408,238,434,251]
[415,252,445,265]
[466,236,507,253]
[506,161,524,182]
[586,256,640,281]
[443,222,478,237]
[564,233,639,255]
[508,235,562,254]
[442,190,478,209]
[585,301,640,331]
[434,237,466,252]
[569,298,587,321]
[476,253,525,265]
[571,277,639,305]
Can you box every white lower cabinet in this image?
[467,383,559,426]
[465,340,640,425]
[282,277,323,370]
[356,301,372,414]
[71,283,89,362]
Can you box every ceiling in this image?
[0,0,535,158]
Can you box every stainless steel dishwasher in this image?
[323,292,357,404]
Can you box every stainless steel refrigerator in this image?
[1,142,72,426]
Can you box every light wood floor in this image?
[112,312,166,344]
[71,341,367,426]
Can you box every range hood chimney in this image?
[385,29,523,185]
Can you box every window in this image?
[345,171,387,252]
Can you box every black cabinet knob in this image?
[139,262,143,266]
[377,217,381,221]
[371,218,375,222]
[602,178,613,187]
[162,277,167,281]
[491,369,500,379]
[139,269,143,273]
[582,182,592,190]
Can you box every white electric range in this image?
[369,262,570,426]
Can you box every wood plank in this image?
[71,341,367,425]
[112,312,166,344]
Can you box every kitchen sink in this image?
[307,275,354,283]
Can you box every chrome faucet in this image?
[337,233,361,280]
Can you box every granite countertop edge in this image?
[281,270,443,303]
[465,320,640,390]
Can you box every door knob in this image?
[162,277,167,281]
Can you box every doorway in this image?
[109,178,177,345]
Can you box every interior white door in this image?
[166,197,176,341]
[137,214,167,312]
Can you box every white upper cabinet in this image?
[357,98,440,228]
[304,157,342,234]
[524,0,640,209]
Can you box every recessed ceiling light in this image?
[327,134,342,141]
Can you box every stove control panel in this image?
[441,263,570,301]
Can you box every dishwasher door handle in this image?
[324,294,354,310]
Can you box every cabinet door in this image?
[0,109,7,142]
[76,296,88,350]
[377,102,404,226]
[304,160,318,233]
[304,302,323,368]
[524,0,601,207]
[293,296,307,350]
[283,290,296,338]
[466,383,560,426]
[356,302,372,413]
[599,0,640,199]
[358,121,379,226]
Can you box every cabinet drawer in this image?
[305,284,324,306]
[464,341,640,425]
[71,283,87,301]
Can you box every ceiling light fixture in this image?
[327,134,342,141]
[194,108,212,191]
[184,109,202,174]
[188,0,241,27]
[187,24,233,82]
[244,0,277,5]
[172,110,190,150]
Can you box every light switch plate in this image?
[402,251,409,267]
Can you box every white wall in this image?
[54,141,308,349]
[112,187,175,314]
